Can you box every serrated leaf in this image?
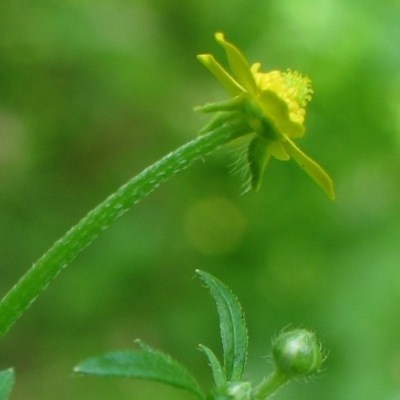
[199,344,226,387]
[196,270,248,381]
[0,368,14,400]
[74,340,204,399]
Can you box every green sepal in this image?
[0,368,14,400]
[74,339,204,399]
[196,270,248,382]
[198,111,240,136]
[199,344,226,388]
[247,136,270,191]
[195,96,244,114]
[197,112,251,145]
[241,98,283,142]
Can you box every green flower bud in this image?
[208,382,254,400]
[272,329,323,378]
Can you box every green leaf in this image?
[74,340,204,399]
[196,270,248,381]
[199,344,226,387]
[0,368,14,400]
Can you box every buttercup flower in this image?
[197,33,334,199]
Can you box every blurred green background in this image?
[1,0,400,399]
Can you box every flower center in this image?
[252,66,313,125]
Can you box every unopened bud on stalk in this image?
[272,329,323,378]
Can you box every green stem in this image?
[254,370,289,400]
[0,115,249,339]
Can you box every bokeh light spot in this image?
[184,197,247,255]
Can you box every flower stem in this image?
[0,115,249,339]
[254,370,289,400]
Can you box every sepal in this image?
[247,136,270,191]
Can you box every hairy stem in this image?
[254,370,289,400]
[0,115,249,339]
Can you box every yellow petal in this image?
[282,139,335,200]
[215,33,258,96]
[268,141,290,161]
[250,63,261,74]
[258,90,305,138]
[197,54,244,97]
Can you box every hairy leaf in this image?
[196,270,248,381]
[199,344,226,387]
[74,340,203,398]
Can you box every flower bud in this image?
[272,329,323,378]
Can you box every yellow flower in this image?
[197,33,334,200]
